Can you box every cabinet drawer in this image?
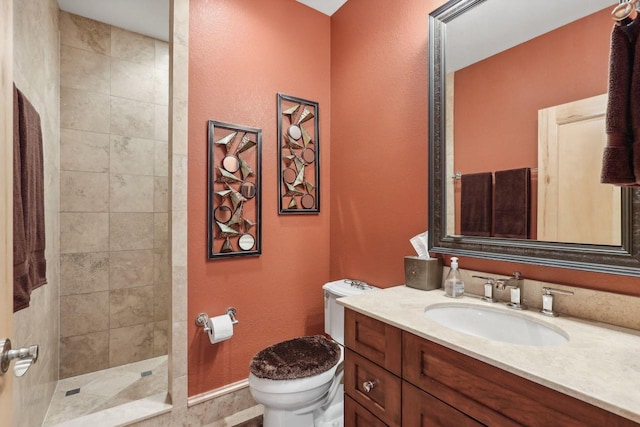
[344,348,402,427]
[345,395,388,427]
[345,309,402,376]
[402,381,483,427]
[403,332,637,427]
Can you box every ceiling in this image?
[446,0,616,72]
[57,0,613,72]
[297,0,348,16]
[57,0,170,41]
[57,0,347,43]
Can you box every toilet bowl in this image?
[248,280,378,427]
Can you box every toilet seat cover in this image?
[249,335,340,380]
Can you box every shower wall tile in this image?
[155,40,169,71]
[60,292,109,337]
[60,212,109,253]
[172,44,189,105]
[60,45,110,94]
[172,155,188,213]
[111,26,155,67]
[111,59,155,103]
[59,12,170,377]
[110,96,155,139]
[109,323,154,367]
[154,281,170,322]
[110,286,155,328]
[154,104,169,141]
[110,174,154,212]
[171,321,188,379]
[61,87,111,133]
[14,2,60,425]
[110,135,155,175]
[154,249,170,286]
[60,252,110,295]
[110,213,155,251]
[172,266,187,324]
[155,68,169,105]
[60,170,109,212]
[172,99,189,156]
[60,331,110,379]
[154,177,168,212]
[153,321,169,357]
[60,129,109,173]
[60,11,110,55]
[154,213,169,249]
[110,250,154,289]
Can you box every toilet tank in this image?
[323,280,378,346]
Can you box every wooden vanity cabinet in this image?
[344,309,402,427]
[403,332,637,427]
[344,309,638,427]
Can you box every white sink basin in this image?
[425,304,568,346]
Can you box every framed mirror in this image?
[428,0,640,276]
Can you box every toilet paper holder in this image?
[195,307,239,332]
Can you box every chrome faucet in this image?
[540,287,574,317]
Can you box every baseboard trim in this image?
[187,378,250,407]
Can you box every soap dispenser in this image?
[444,257,465,298]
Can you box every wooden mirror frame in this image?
[427,0,640,277]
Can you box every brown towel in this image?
[13,85,47,312]
[494,168,530,239]
[602,20,638,185]
[460,172,492,237]
[631,17,640,184]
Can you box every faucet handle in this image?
[472,276,497,302]
[506,285,527,310]
[540,287,574,317]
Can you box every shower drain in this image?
[65,388,80,396]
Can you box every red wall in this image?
[454,8,611,176]
[330,0,444,286]
[187,0,640,398]
[188,0,331,395]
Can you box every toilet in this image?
[248,279,378,427]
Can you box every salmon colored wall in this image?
[186,0,639,398]
[329,0,445,287]
[449,7,640,296]
[454,8,610,175]
[188,0,331,395]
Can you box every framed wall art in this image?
[207,120,262,259]
[277,93,320,214]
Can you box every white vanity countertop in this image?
[338,285,640,423]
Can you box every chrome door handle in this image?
[0,338,39,377]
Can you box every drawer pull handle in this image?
[362,380,376,393]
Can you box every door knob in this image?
[0,338,39,377]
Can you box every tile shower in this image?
[58,12,169,378]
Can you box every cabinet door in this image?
[403,332,636,427]
[344,348,402,427]
[345,395,388,427]
[345,309,402,376]
[402,381,483,427]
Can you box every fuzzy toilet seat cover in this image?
[249,335,340,380]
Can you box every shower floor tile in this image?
[43,355,168,426]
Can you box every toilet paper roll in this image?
[206,314,234,344]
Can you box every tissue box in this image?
[404,256,442,291]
